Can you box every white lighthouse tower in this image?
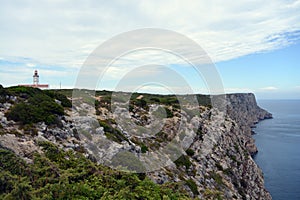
[33,70,39,86]
[19,70,49,89]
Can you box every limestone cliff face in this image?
[0,91,272,199]
[226,93,272,155]
[148,93,272,199]
[226,93,272,125]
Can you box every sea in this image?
[253,100,300,200]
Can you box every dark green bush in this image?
[186,149,195,156]
[7,86,42,98]
[185,179,199,195]
[133,99,148,109]
[0,149,27,176]
[174,155,192,170]
[6,103,43,124]
[149,97,160,102]
[99,120,128,143]
[44,90,72,108]
[45,115,59,126]
[0,85,8,103]
[165,107,174,118]
[196,94,211,107]
[6,89,64,125]
[141,144,149,153]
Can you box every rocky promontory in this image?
[0,86,272,199]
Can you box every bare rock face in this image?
[0,134,42,163]
[226,93,272,155]
[226,93,272,126]
[148,104,272,200]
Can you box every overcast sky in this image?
[0,0,300,99]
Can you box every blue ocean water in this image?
[253,100,300,200]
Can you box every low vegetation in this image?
[98,119,128,143]
[0,141,189,199]
[2,86,71,126]
[185,179,199,196]
[174,155,192,170]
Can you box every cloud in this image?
[1,0,300,93]
[26,63,36,67]
[0,0,300,67]
[259,86,278,91]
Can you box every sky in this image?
[0,0,300,99]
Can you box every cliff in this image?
[226,93,272,155]
[147,94,272,199]
[0,86,272,199]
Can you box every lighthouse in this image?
[33,70,39,85]
[19,70,49,89]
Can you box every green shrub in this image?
[210,172,224,186]
[196,94,212,107]
[149,97,160,103]
[196,128,204,140]
[6,179,33,200]
[0,171,16,194]
[0,85,8,103]
[174,155,192,170]
[6,86,43,101]
[204,189,223,200]
[6,103,43,124]
[159,96,179,105]
[45,115,59,125]
[165,107,174,118]
[6,89,64,125]
[99,120,128,143]
[186,149,195,156]
[185,179,199,195]
[0,149,27,176]
[44,90,72,108]
[37,141,64,163]
[141,144,148,153]
[132,99,148,110]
